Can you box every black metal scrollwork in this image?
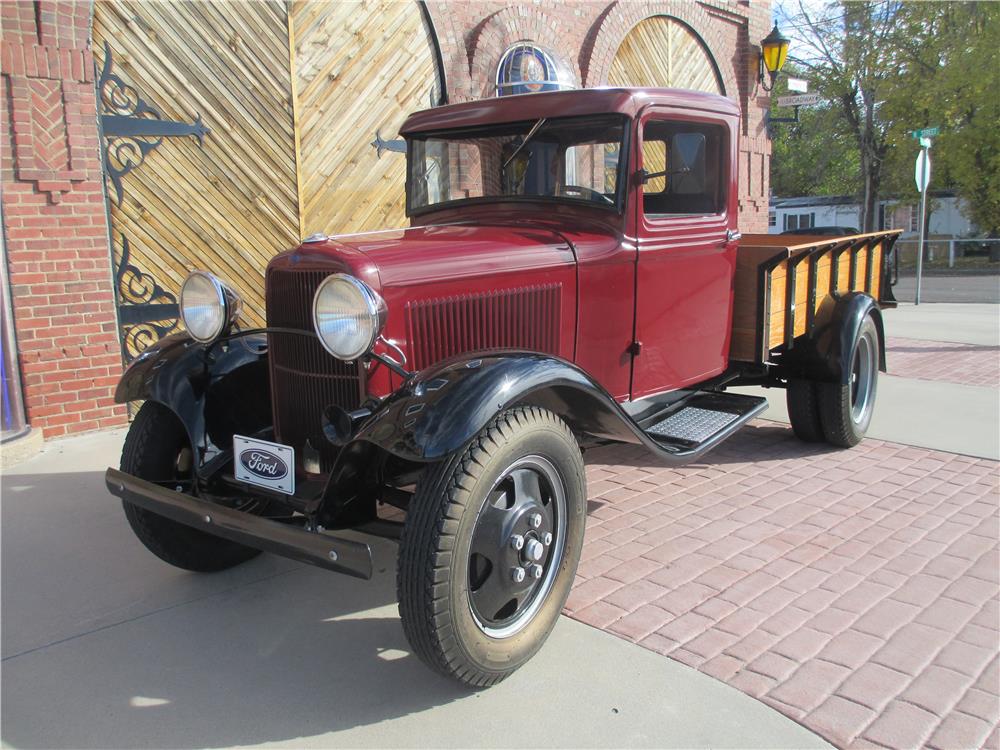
[112,233,179,361]
[95,41,207,361]
[97,40,209,207]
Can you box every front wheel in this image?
[397,406,586,687]
[120,401,262,572]
[817,315,880,447]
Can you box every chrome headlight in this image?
[312,274,387,361]
[179,271,241,343]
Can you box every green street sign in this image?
[911,127,940,139]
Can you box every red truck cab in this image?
[107,88,900,687]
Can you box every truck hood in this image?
[284,223,576,290]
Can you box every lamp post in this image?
[760,23,793,136]
[759,24,790,91]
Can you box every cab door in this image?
[630,108,739,400]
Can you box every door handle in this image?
[726,229,742,243]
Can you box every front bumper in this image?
[106,468,373,580]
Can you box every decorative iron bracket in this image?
[112,233,179,361]
[97,41,210,206]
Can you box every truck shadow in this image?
[584,421,843,471]
[0,469,471,749]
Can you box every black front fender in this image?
[115,333,270,473]
[348,352,651,464]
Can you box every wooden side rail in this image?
[730,230,902,363]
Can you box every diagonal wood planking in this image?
[292,0,439,236]
[609,16,723,95]
[93,0,300,326]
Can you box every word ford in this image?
[239,449,288,480]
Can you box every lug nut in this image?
[543,532,553,546]
[529,513,542,528]
[512,567,526,583]
[525,538,544,562]
[530,564,543,579]
[510,534,525,551]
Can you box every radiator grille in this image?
[265,268,364,472]
[405,284,562,371]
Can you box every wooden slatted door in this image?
[93,0,300,356]
[292,0,443,235]
[609,16,723,94]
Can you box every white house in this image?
[769,191,977,238]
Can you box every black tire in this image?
[397,406,586,687]
[120,401,261,572]
[786,379,824,442]
[817,315,880,448]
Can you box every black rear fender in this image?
[779,292,886,384]
[114,333,270,473]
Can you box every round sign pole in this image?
[914,137,932,305]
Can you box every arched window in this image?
[496,43,573,96]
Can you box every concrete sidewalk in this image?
[735,302,1000,460]
[1,430,826,749]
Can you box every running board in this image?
[641,392,767,460]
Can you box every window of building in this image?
[496,43,573,96]
[784,212,814,231]
[768,212,776,227]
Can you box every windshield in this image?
[406,114,628,215]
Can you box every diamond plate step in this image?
[637,391,767,453]
[647,406,740,443]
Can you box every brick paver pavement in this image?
[569,422,999,749]
[886,337,1000,388]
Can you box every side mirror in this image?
[640,168,665,184]
[639,166,691,184]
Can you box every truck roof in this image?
[400,87,740,135]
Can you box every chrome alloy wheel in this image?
[467,455,567,638]
[850,330,876,424]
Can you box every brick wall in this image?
[1,0,126,438]
[425,0,773,232]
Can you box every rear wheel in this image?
[817,315,880,447]
[786,379,824,442]
[397,406,586,687]
[120,401,262,572]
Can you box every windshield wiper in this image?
[502,118,548,172]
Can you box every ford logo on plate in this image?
[239,449,288,481]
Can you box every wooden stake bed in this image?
[730,230,902,363]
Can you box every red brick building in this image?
[1,0,773,444]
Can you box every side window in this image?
[641,120,726,218]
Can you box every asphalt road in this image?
[892,272,999,303]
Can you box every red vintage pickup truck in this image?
[106,87,900,686]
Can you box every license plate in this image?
[233,435,295,495]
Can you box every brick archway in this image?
[582,1,741,102]
[467,5,581,100]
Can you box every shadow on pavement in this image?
[1,469,472,749]
[584,422,842,470]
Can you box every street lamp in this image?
[759,24,790,91]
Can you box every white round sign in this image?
[915,150,931,192]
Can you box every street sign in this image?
[910,126,940,140]
[776,93,821,107]
[915,149,931,192]
[786,78,809,93]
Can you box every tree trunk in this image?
[860,150,880,232]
